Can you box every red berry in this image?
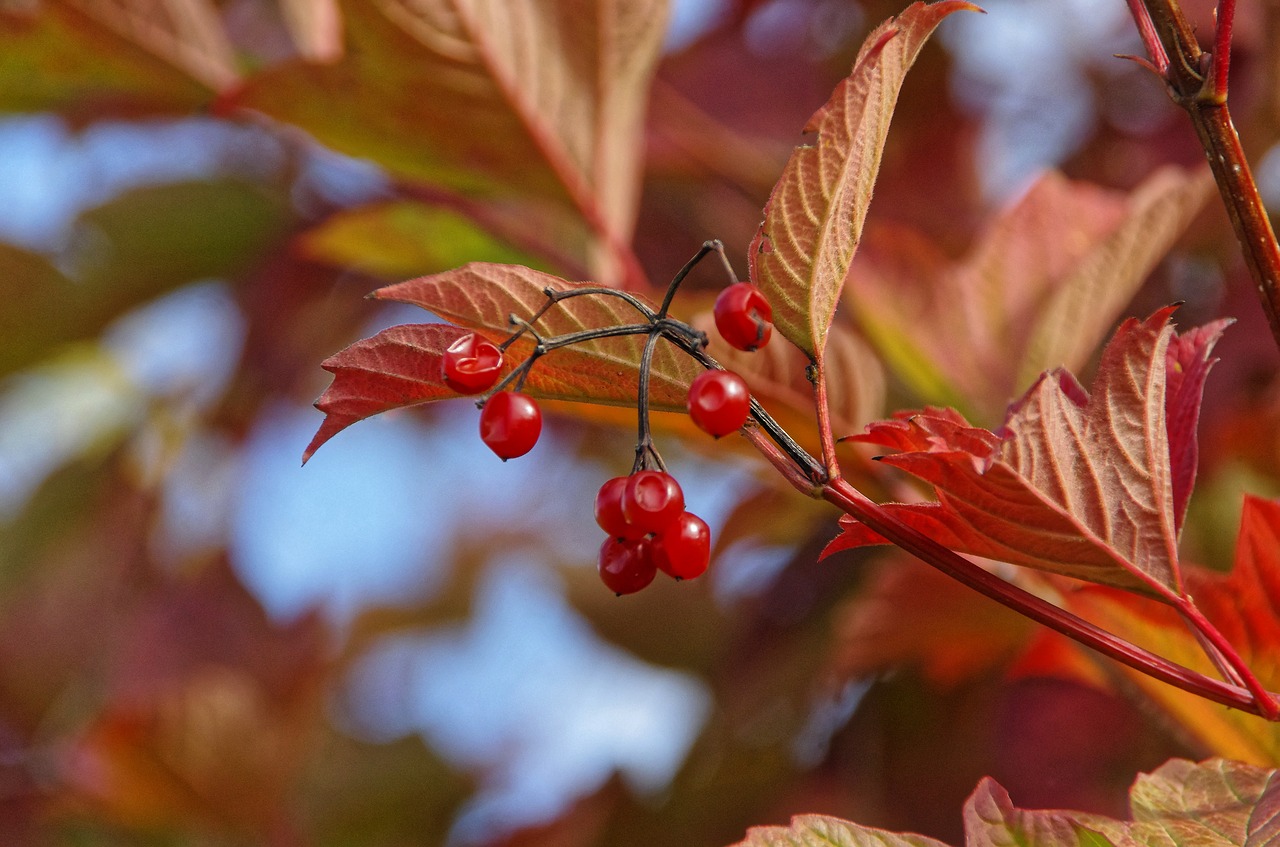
[595,477,646,540]
[622,471,684,534]
[687,370,750,437]
[598,536,657,595]
[713,283,773,351]
[479,392,542,459]
[442,332,503,394]
[653,512,711,580]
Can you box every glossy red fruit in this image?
[687,370,750,437]
[598,536,657,595]
[622,470,684,534]
[713,282,773,351]
[479,392,542,459]
[442,332,504,394]
[595,477,646,540]
[653,511,711,580]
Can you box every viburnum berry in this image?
[622,470,684,534]
[653,511,711,580]
[595,476,646,540]
[442,332,503,394]
[598,536,657,595]
[713,282,773,351]
[479,391,542,460]
[687,369,750,437]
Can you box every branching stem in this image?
[1129,0,1280,352]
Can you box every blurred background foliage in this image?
[1,0,1280,845]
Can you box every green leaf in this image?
[965,779,1119,847]
[0,3,219,118]
[296,201,534,279]
[747,1,979,360]
[67,179,291,291]
[0,181,289,379]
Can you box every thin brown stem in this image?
[1131,0,1280,353]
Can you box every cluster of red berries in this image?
[441,266,776,596]
[594,471,710,594]
[589,281,775,594]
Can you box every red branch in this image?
[818,477,1280,719]
[1129,0,1280,353]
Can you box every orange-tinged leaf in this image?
[373,263,699,401]
[826,555,1035,688]
[748,1,979,359]
[1066,496,1280,765]
[306,265,706,461]
[825,309,1226,599]
[228,0,666,278]
[849,168,1212,419]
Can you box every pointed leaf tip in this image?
[749,0,979,359]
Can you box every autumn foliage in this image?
[6,0,1280,845]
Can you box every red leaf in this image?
[305,264,707,462]
[303,323,467,464]
[1189,495,1280,669]
[824,308,1228,600]
[371,262,699,401]
[1063,496,1280,761]
[1164,318,1232,532]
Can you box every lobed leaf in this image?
[824,308,1228,599]
[748,1,979,359]
[1164,318,1233,533]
